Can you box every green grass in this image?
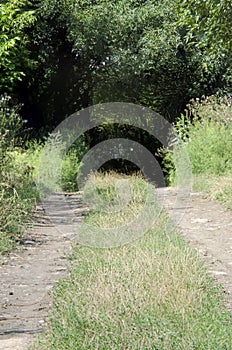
[0,145,41,254]
[184,120,232,176]
[33,173,232,350]
[183,103,232,209]
[0,98,43,255]
[163,96,232,209]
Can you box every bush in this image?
[161,95,232,184]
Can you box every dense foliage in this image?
[0,0,230,128]
[1,0,231,177]
[0,0,35,93]
[177,0,232,56]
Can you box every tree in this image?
[67,0,202,118]
[17,0,93,128]
[176,0,232,93]
[16,0,232,130]
[177,0,232,56]
[0,0,35,93]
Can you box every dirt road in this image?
[157,187,232,311]
[0,193,86,349]
[0,189,231,349]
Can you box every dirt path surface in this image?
[0,189,231,349]
[157,187,232,311]
[0,193,87,350]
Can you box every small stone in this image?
[210,271,227,276]
[198,248,207,256]
[191,218,209,224]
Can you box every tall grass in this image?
[0,143,41,254]
[162,95,232,208]
[0,96,42,253]
[33,173,232,350]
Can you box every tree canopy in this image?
[0,0,231,128]
[0,0,35,92]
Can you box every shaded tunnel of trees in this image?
[1,0,232,176]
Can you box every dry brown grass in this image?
[194,174,232,209]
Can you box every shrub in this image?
[161,95,232,185]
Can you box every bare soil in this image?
[157,188,232,311]
[0,193,87,349]
[0,189,231,349]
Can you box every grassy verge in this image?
[33,173,232,350]
[0,134,84,254]
[194,174,232,210]
[163,95,232,210]
[0,96,42,254]
[0,144,41,254]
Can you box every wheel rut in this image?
[0,193,87,349]
[157,187,232,311]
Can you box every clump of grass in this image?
[194,174,232,210]
[82,171,148,226]
[78,171,156,247]
[33,173,232,350]
[184,119,232,176]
